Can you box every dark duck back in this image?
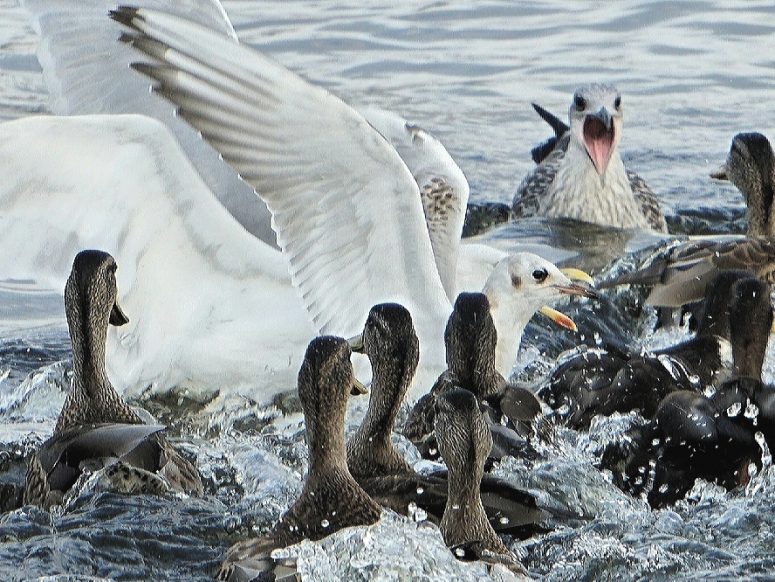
[542,269,755,428]
[603,276,773,507]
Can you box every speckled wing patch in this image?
[629,169,667,232]
[511,147,564,219]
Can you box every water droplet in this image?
[651,438,661,447]
[745,402,760,419]
[499,517,509,524]
[704,385,717,398]
[659,484,668,493]
[727,402,742,417]
[321,519,330,528]
[429,448,437,456]
[452,504,460,511]
[416,487,424,495]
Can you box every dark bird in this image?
[218,336,382,581]
[602,276,774,508]
[347,303,546,537]
[542,269,757,428]
[435,389,529,577]
[711,132,775,237]
[24,250,202,508]
[511,84,667,232]
[404,292,548,462]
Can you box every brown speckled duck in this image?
[404,292,545,462]
[23,250,202,508]
[218,336,382,582]
[435,389,529,577]
[347,303,544,536]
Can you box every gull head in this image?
[482,252,597,377]
[569,84,623,177]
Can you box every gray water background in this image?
[1,1,775,580]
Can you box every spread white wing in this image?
[361,107,470,299]
[22,0,275,243]
[112,7,451,346]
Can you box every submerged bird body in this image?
[543,269,755,428]
[512,84,666,232]
[219,336,382,580]
[24,250,202,508]
[347,303,545,535]
[602,276,774,507]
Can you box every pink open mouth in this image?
[583,116,615,176]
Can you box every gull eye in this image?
[614,95,622,109]
[532,268,548,283]
[511,274,522,289]
[574,94,586,110]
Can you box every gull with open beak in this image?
[481,254,598,377]
[511,84,667,232]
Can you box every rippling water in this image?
[2,1,775,580]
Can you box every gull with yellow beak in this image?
[104,6,597,396]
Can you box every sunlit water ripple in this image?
[1,1,774,580]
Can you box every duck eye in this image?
[532,268,548,282]
[614,95,621,109]
[574,94,586,110]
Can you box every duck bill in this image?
[539,305,577,332]
[109,300,129,326]
[347,333,364,353]
[710,164,728,180]
[350,377,369,395]
[583,107,616,176]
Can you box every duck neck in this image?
[363,359,406,439]
[69,297,110,397]
[348,356,412,476]
[746,175,774,236]
[56,297,139,432]
[442,457,487,544]
[308,404,348,475]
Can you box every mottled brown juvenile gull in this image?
[512,84,667,232]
